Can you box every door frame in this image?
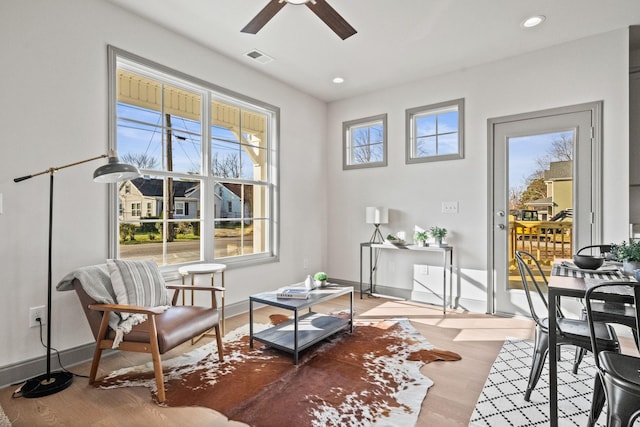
[486,101,603,314]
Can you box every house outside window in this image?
[406,98,464,164]
[109,46,279,267]
[343,114,387,170]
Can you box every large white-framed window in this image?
[343,114,387,170]
[108,46,279,268]
[406,98,464,164]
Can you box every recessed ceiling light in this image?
[332,77,345,84]
[521,15,546,28]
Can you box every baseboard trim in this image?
[0,299,249,390]
[0,342,97,390]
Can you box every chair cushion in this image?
[107,259,170,319]
[109,305,220,353]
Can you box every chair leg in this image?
[525,326,549,401]
[572,308,589,374]
[89,312,111,384]
[573,347,586,374]
[147,317,166,403]
[587,374,606,427]
[89,346,104,385]
[215,324,224,362]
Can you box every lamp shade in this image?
[93,154,141,183]
[365,207,388,224]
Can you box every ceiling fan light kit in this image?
[282,0,314,4]
[242,0,356,40]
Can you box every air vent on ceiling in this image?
[244,49,274,64]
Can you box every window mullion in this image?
[202,91,214,261]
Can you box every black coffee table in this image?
[249,286,353,364]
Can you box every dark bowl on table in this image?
[573,254,604,270]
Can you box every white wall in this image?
[326,29,630,311]
[0,0,327,369]
[0,0,632,376]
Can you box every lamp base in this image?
[370,224,384,244]
[21,371,73,398]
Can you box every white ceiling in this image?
[106,0,640,102]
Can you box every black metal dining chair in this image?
[572,244,639,374]
[585,281,640,427]
[515,251,620,401]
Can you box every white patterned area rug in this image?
[0,402,10,427]
[469,338,640,427]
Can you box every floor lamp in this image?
[14,150,140,398]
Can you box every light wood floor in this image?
[0,295,536,426]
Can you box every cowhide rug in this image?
[98,317,461,427]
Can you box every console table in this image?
[359,242,454,313]
[249,286,353,364]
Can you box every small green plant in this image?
[612,240,640,262]
[414,231,428,242]
[314,272,328,281]
[429,226,448,239]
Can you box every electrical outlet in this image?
[442,201,459,214]
[29,305,46,328]
[303,258,309,269]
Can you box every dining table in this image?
[547,261,633,427]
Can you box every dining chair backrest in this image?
[585,281,640,368]
[515,250,550,327]
[584,281,640,427]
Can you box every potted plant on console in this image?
[430,226,448,247]
[612,240,640,275]
[414,231,428,247]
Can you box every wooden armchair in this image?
[70,276,224,402]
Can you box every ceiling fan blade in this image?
[241,0,287,34]
[306,0,357,40]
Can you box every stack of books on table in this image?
[276,287,311,299]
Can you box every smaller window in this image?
[343,114,387,170]
[131,202,141,217]
[175,201,185,216]
[406,99,464,164]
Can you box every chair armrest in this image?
[88,303,167,316]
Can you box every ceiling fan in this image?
[241,0,357,40]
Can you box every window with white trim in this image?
[343,114,387,170]
[406,99,464,164]
[109,47,278,267]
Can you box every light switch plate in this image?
[442,201,458,214]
